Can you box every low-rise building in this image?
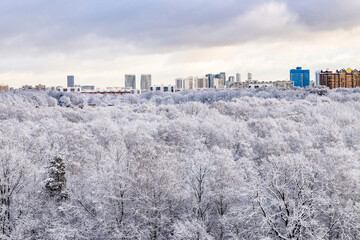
[0,85,9,91]
[247,81,272,89]
[81,85,95,91]
[57,87,81,92]
[150,85,175,92]
[230,80,293,89]
[81,89,136,94]
[272,80,294,88]
[35,84,46,91]
[22,85,33,90]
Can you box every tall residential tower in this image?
[236,73,241,82]
[290,67,310,87]
[140,74,151,91]
[67,75,74,88]
[205,74,214,88]
[125,74,136,89]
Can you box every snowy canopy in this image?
[0,88,359,239]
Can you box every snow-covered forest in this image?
[0,88,359,239]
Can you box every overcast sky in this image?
[2,0,360,88]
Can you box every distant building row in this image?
[317,68,360,89]
[176,72,245,90]
[8,68,360,93]
[291,67,360,89]
[175,72,294,90]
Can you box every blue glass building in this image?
[290,67,310,87]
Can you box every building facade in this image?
[0,85,9,91]
[315,71,321,87]
[273,80,294,88]
[22,85,33,90]
[81,85,95,91]
[194,77,209,89]
[35,84,46,91]
[213,78,224,89]
[205,74,214,88]
[67,75,75,88]
[125,74,136,89]
[236,73,241,82]
[230,80,294,89]
[150,85,175,92]
[183,77,194,90]
[57,87,81,92]
[175,78,183,89]
[215,72,226,85]
[319,68,360,89]
[140,74,152,91]
[290,67,310,87]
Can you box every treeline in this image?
[0,89,359,239]
[2,86,360,108]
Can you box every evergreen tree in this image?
[45,156,68,201]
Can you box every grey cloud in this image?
[287,0,360,30]
[1,0,360,54]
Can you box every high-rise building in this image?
[290,67,310,87]
[226,76,235,88]
[205,74,214,88]
[248,73,253,81]
[67,75,74,88]
[183,77,194,90]
[125,74,136,89]
[175,78,183,89]
[215,72,226,86]
[214,72,226,86]
[220,72,226,85]
[315,71,321,86]
[194,77,209,89]
[236,73,241,82]
[140,74,151,91]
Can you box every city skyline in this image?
[2,1,360,88]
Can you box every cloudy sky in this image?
[2,0,360,88]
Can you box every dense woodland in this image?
[0,87,359,239]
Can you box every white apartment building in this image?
[194,77,209,89]
[183,77,194,90]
